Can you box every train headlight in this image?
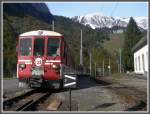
[19,64,26,69]
[52,64,60,70]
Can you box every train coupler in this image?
[29,75,43,88]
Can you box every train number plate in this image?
[32,69,44,76]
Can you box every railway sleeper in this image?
[16,100,34,111]
[21,93,50,111]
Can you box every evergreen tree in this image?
[3,17,17,77]
[122,17,143,71]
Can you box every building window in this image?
[146,52,148,63]
[138,56,140,71]
[142,54,145,71]
[135,57,137,71]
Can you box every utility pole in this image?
[118,62,119,73]
[109,57,111,76]
[103,60,105,76]
[95,62,96,77]
[80,29,83,66]
[90,51,92,76]
[52,20,54,31]
[119,48,122,73]
[115,51,119,73]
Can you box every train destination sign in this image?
[64,74,77,88]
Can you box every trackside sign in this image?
[64,74,77,88]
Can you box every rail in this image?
[3,89,51,111]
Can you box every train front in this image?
[17,30,64,88]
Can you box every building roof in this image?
[132,36,147,53]
[19,30,62,37]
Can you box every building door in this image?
[138,56,140,71]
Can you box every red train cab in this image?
[17,30,75,88]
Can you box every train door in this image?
[33,37,45,67]
[18,37,33,79]
[44,37,61,80]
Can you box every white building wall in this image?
[134,44,148,74]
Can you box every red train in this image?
[17,30,77,88]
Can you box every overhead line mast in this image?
[80,29,83,66]
[52,20,54,31]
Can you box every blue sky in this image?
[46,2,148,18]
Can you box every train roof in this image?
[19,30,63,37]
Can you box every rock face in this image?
[72,12,148,30]
[3,3,54,24]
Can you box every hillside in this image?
[54,15,112,67]
[3,3,54,77]
[102,33,124,56]
[3,3,117,77]
[3,3,54,24]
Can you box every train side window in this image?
[64,46,69,65]
[64,46,67,57]
[65,47,68,64]
[62,42,65,58]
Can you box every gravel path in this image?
[57,75,147,111]
[57,76,124,111]
[3,79,30,98]
[98,73,147,93]
[95,73,147,111]
[3,79,19,92]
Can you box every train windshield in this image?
[20,38,32,56]
[47,38,60,57]
[34,38,44,56]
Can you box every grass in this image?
[111,73,124,80]
[99,73,125,83]
[3,76,17,80]
[110,73,131,83]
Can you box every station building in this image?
[132,36,148,75]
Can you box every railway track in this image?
[3,89,51,111]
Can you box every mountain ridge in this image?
[3,3,54,24]
[71,12,148,30]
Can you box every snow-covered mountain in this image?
[72,13,148,30]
